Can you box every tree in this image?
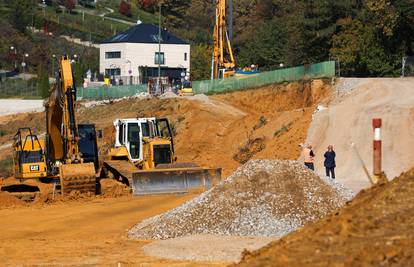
[119,1,132,17]
[8,0,33,33]
[64,0,76,13]
[137,0,155,10]
[37,64,50,99]
[190,44,212,80]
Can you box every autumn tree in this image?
[119,1,132,17]
[137,0,156,11]
[64,0,76,13]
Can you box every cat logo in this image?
[30,165,40,171]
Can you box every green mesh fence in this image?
[76,61,335,100]
[77,84,148,100]
[193,61,335,94]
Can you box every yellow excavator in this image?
[102,118,221,195]
[1,56,99,199]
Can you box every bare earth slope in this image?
[235,168,414,267]
[0,80,331,178]
[306,78,414,191]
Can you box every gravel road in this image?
[0,99,44,116]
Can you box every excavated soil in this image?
[0,192,27,208]
[128,160,353,240]
[99,178,131,197]
[235,168,414,267]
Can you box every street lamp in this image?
[22,53,29,75]
[126,59,132,84]
[10,46,17,69]
[52,54,56,76]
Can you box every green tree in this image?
[37,64,50,99]
[73,61,85,87]
[190,44,212,80]
[8,0,33,33]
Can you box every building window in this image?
[105,51,121,59]
[184,52,187,61]
[154,52,165,65]
[105,68,121,76]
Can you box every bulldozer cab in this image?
[12,128,47,179]
[113,117,174,166]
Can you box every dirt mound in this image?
[235,168,414,267]
[0,192,26,208]
[128,160,352,240]
[100,179,131,197]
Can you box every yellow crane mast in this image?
[212,0,235,79]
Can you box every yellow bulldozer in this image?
[1,56,99,199]
[102,117,221,195]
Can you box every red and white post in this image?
[372,118,383,181]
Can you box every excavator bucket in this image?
[59,162,96,195]
[131,167,222,195]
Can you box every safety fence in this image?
[0,78,41,98]
[77,84,147,100]
[192,61,336,94]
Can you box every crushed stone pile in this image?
[128,160,354,240]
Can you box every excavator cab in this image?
[12,128,47,180]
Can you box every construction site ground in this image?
[0,78,413,266]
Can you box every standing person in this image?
[324,145,336,179]
[303,144,315,170]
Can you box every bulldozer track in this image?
[103,160,139,186]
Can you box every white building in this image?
[99,23,190,85]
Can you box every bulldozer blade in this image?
[59,163,96,195]
[131,167,221,195]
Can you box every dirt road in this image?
[0,195,224,266]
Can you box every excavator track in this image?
[59,163,96,195]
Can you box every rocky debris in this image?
[128,160,353,240]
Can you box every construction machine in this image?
[102,117,221,195]
[212,0,236,79]
[1,56,99,199]
[178,78,194,96]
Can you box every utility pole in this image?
[158,3,161,84]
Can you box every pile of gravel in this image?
[128,160,354,240]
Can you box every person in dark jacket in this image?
[324,145,336,179]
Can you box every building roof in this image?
[101,23,188,45]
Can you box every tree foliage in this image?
[190,44,212,80]
[8,0,33,33]
[119,1,132,17]
[37,64,50,99]
[64,0,76,12]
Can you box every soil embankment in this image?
[306,78,414,191]
[235,167,414,267]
